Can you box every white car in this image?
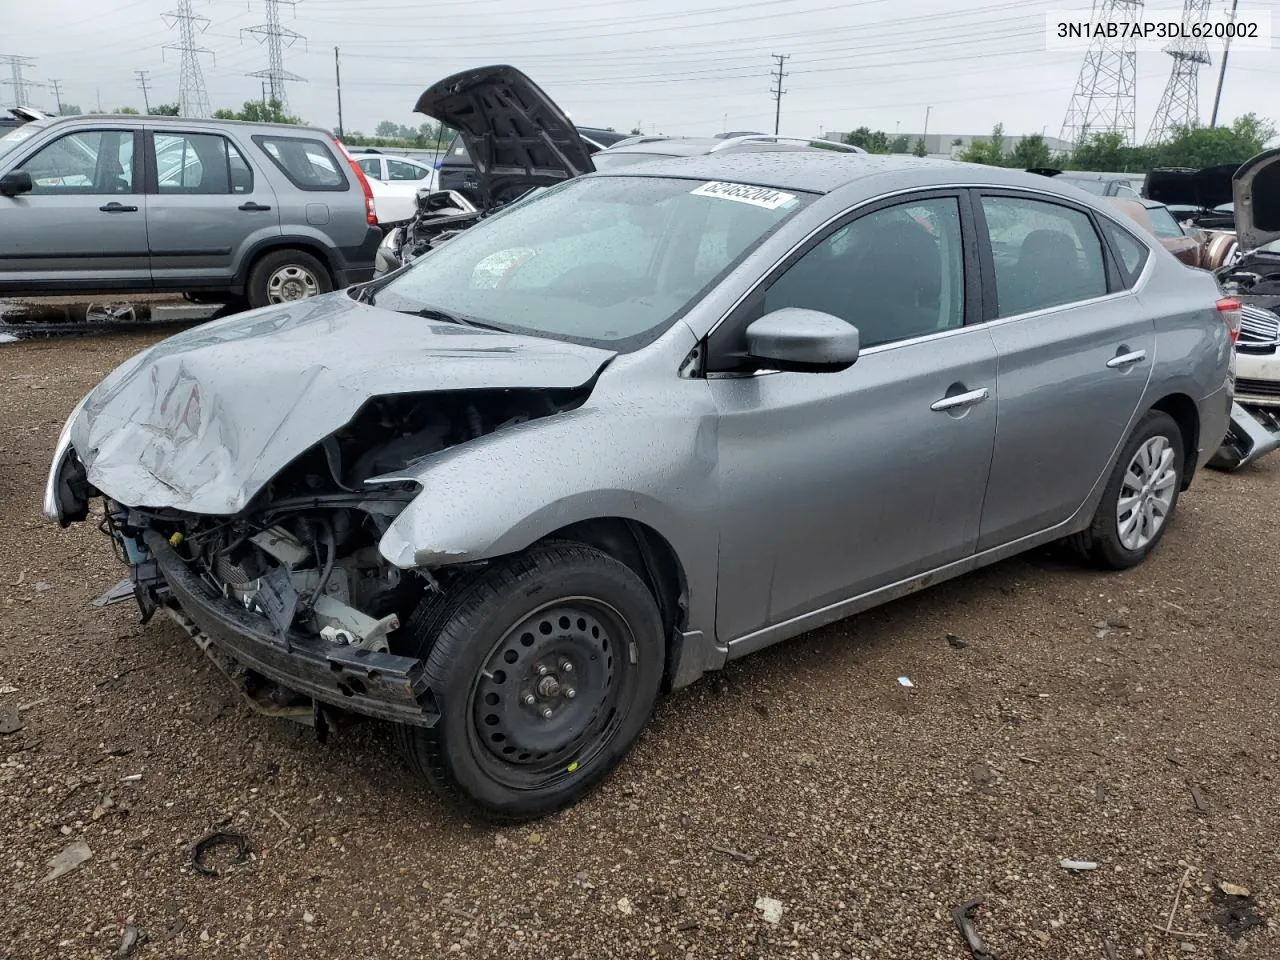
[351,153,439,225]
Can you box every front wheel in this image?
[1070,410,1185,570]
[394,542,666,821]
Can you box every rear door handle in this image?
[931,387,990,412]
[1107,349,1147,369]
[99,202,138,213]
[238,201,272,212]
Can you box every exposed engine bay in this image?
[102,387,590,654]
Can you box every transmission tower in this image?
[1146,0,1212,142]
[244,0,306,113]
[0,55,36,108]
[1061,0,1144,145]
[162,0,213,118]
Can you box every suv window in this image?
[253,135,347,191]
[15,130,134,194]
[981,196,1107,317]
[153,132,253,194]
[760,197,966,349]
[387,158,428,181]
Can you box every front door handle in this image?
[99,202,138,213]
[931,387,990,413]
[238,201,272,212]
[1107,349,1147,370]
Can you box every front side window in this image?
[153,132,252,194]
[981,196,1108,317]
[760,197,966,349]
[387,158,428,181]
[254,135,347,191]
[373,176,814,350]
[15,130,134,194]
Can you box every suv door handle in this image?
[99,202,138,213]
[1106,349,1147,369]
[931,387,990,412]
[238,201,272,212]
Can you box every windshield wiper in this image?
[397,306,506,331]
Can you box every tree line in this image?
[842,114,1274,173]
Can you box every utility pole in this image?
[334,46,344,138]
[1210,0,1240,127]
[769,53,789,136]
[0,55,35,108]
[49,78,63,114]
[135,70,152,113]
[924,105,932,140]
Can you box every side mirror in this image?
[0,171,33,198]
[744,307,860,372]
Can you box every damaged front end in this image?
[58,382,596,728]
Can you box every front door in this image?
[0,126,148,292]
[146,128,281,290]
[707,193,999,643]
[974,192,1154,549]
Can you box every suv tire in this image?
[246,249,332,308]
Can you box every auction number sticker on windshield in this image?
[690,181,797,209]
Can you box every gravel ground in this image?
[2,332,1277,960]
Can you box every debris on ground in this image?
[1189,783,1211,814]
[1060,859,1099,872]
[115,924,141,958]
[946,633,969,649]
[615,897,634,916]
[951,896,998,960]
[190,830,252,876]
[1212,884,1264,939]
[897,676,915,689]
[754,897,784,924]
[1218,881,1250,898]
[710,844,759,864]
[44,839,92,882]
[0,699,22,735]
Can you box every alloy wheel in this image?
[1116,434,1178,551]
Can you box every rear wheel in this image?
[394,542,665,821]
[246,249,332,308]
[1070,410,1184,570]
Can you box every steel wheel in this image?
[467,598,633,790]
[266,264,320,303]
[1116,434,1178,551]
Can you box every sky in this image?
[4,0,1280,142]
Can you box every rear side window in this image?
[153,132,253,194]
[981,196,1108,317]
[387,158,428,181]
[253,135,348,191]
[1099,218,1150,287]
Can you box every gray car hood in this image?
[71,293,615,515]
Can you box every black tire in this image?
[1070,410,1185,570]
[394,542,666,821]
[245,249,332,309]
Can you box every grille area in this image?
[1239,304,1280,348]
[1236,377,1280,399]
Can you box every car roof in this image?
[36,113,335,137]
[1054,171,1134,182]
[590,151,1080,197]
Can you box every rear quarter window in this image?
[252,135,348,191]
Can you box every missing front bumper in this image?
[144,531,438,728]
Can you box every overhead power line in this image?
[1147,0,1212,143]
[1061,0,1144,145]
[163,0,214,118]
[0,54,36,108]
[243,0,306,112]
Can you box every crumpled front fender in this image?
[376,373,720,636]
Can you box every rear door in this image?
[974,191,1154,549]
[145,127,281,289]
[0,125,148,291]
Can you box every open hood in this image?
[414,65,595,210]
[1143,163,1237,211]
[1233,149,1280,252]
[70,293,614,515]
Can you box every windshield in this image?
[1145,205,1185,239]
[0,120,48,161]
[1059,176,1107,196]
[374,175,814,350]
[591,151,674,170]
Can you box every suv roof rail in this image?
[606,135,672,149]
[710,135,867,154]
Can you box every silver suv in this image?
[0,115,382,307]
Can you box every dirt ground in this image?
[1,331,1277,960]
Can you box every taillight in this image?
[334,138,378,226]
[1217,297,1242,344]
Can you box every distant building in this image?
[822,131,1074,160]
